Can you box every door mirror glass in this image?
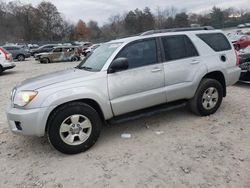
[108,58,129,73]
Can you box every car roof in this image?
[54,46,75,48]
[108,29,224,44]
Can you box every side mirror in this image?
[108,57,129,73]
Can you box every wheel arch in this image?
[45,98,105,133]
[16,54,25,59]
[202,71,226,97]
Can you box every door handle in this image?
[190,60,200,64]
[151,68,162,72]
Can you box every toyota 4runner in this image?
[6,27,241,154]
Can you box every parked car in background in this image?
[233,35,250,51]
[83,43,101,56]
[238,46,250,83]
[2,46,30,61]
[6,27,241,154]
[36,46,81,63]
[28,44,39,50]
[79,42,92,55]
[0,47,15,74]
[30,44,57,56]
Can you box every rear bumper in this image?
[2,62,16,70]
[225,66,241,86]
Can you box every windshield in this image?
[77,42,122,71]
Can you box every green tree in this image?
[175,12,189,27]
[210,6,225,28]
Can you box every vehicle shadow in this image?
[234,82,250,88]
[17,106,192,157]
[0,70,17,76]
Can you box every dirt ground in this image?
[0,59,250,188]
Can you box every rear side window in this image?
[197,33,232,52]
[161,35,198,61]
[53,48,62,52]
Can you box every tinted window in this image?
[197,33,232,52]
[116,39,157,69]
[53,48,62,52]
[162,35,198,61]
[12,47,19,50]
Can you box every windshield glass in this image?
[77,42,122,71]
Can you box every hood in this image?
[17,68,94,90]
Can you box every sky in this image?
[4,0,250,25]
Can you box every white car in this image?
[0,47,15,74]
[84,44,101,56]
[6,27,241,154]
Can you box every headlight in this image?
[13,91,38,107]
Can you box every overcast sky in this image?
[5,0,250,25]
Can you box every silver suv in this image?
[6,27,241,154]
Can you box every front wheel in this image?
[71,56,78,62]
[188,78,223,116]
[17,54,25,61]
[40,58,50,64]
[47,102,102,154]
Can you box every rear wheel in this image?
[71,56,78,62]
[188,78,223,116]
[40,58,50,64]
[17,54,25,61]
[0,66,3,74]
[47,102,102,154]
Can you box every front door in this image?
[108,38,166,116]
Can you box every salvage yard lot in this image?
[0,58,250,188]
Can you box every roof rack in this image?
[140,26,214,36]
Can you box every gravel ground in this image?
[0,59,250,188]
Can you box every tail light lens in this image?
[0,47,10,60]
[235,50,239,66]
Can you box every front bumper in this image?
[6,104,50,137]
[239,62,250,83]
[25,53,31,58]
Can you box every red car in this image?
[233,35,250,51]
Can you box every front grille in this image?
[240,62,250,71]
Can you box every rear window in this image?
[197,33,232,52]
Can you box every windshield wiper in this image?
[80,66,93,70]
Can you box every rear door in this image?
[51,48,63,62]
[108,38,166,116]
[160,35,204,101]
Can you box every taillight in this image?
[235,50,239,66]
[0,48,10,60]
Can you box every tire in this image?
[47,102,102,154]
[188,78,223,116]
[40,58,50,64]
[71,56,78,62]
[17,54,25,61]
[0,66,3,74]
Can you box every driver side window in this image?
[53,48,62,53]
[116,39,157,69]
